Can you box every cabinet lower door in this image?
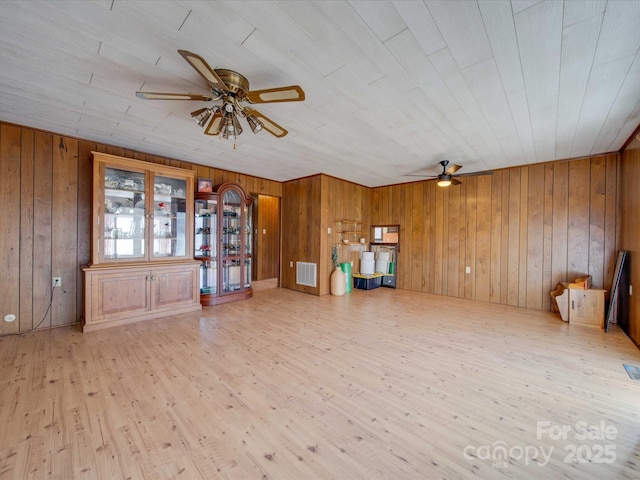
[153,266,199,309]
[90,270,150,322]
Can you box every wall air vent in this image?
[296,262,317,287]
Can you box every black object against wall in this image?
[606,250,628,333]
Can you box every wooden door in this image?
[254,194,280,281]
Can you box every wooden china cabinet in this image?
[83,152,201,331]
[195,182,254,305]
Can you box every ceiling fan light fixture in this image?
[191,108,212,127]
[437,175,452,187]
[232,113,243,135]
[246,114,263,134]
[137,50,303,144]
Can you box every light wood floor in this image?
[2,287,640,479]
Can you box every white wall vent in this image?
[296,262,317,287]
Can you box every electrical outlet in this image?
[630,285,633,296]
[53,277,61,287]
[290,261,293,268]
[465,266,471,274]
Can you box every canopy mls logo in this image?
[463,420,618,469]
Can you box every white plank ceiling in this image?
[1,0,639,187]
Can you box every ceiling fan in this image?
[406,160,493,187]
[136,50,305,145]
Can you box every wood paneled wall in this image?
[255,194,280,281]
[619,133,640,345]
[281,175,323,294]
[321,175,370,295]
[280,174,370,295]
[0,119,627,335]
[370,155,619,310]
[0,121,281,334]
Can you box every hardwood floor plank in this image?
[1,287,640,479]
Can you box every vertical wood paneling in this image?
[0,124,22,334]
[447,184,460,297]
[588,156,606,288]
[410,183,424,291]
[489,171,503,303]
[603,154,618,290]
[52,136,78,326]
[526,164,544,309]
[77,141,95,320]
[369,155,616,312]
[433,186,444,295]
[567,158,591,279]
[19,129,35,332]
[464,177,477,299]
[458,180,467,297]
[500,171,510,304]
[475,175,491,302]
[425,182,436,293]
[33,131,53,328]
[551,161,569,291]
[507,169,521,305]
[542,164,554,311]
[518,167,529,307]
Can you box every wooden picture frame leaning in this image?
[197,178,213,193]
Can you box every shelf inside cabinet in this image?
[337,220,367,244]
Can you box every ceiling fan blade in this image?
[245,85,305,103]
[204,109,223,135]
[243,107,288,138]
[445,163,462,175]
[404,174,438,178]
[178,50,227,92]
[451,178,462,185]
[455,169,494,177]
[136,91,212,101]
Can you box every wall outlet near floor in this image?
[630,285,633,296]
[290,261,293,268]
[465,266,471,274]
[53,277,61,287]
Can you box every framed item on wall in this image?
[198,178,213,193]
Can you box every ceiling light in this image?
[191,108,211,127]
[437,175,452,187]
[231,113,243,135]
[246,114,263,134]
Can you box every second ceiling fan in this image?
[136,50,305,143]
[407,160,493,187]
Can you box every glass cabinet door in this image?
[221,189,243,293]
[151,174,188,260]
[195,198,217,295]
[103,167,146,261]
[244,202,253,288]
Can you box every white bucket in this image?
[361,259,375,275]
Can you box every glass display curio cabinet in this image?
[195,182,253,305]
[83,152,201,332]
